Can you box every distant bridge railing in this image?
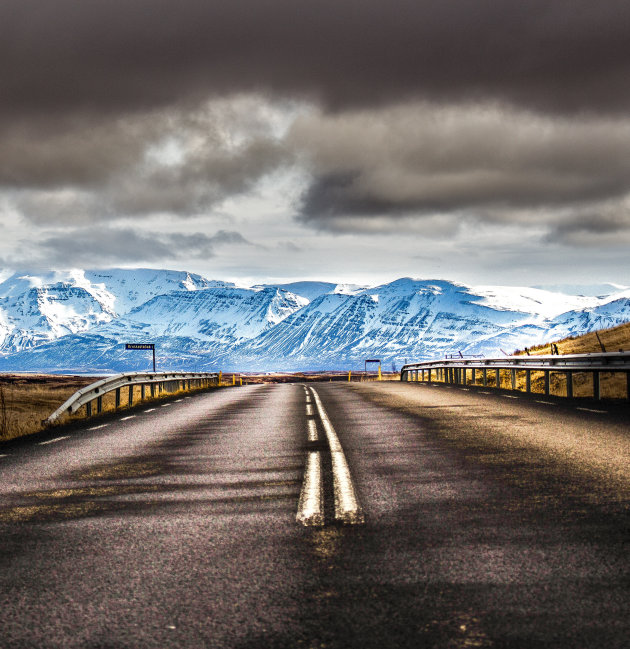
[46,371,220,424]
[401,352,630,401]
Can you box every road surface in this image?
[0,382,628,648]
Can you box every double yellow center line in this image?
[297,386,364,527]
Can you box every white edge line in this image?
[88,424,108,430]
[144,408,156,412]
[577,407,607,414]
[535,400,556,405]
[120,415,136,421]
[296,451,324,527]
[39,436,70,445]
[310,387,364,525]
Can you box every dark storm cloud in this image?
[291,104,630,229]
[2,0,630,121]
[34,227,252,265]
[545,207,630,246]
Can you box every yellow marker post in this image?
[240,377,243,386]
[378,366,382,381]
[219,371,222,386]
[348,371,352,382]
[232,374,236,386]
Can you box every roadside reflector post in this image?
[348,371,351,382]
[593,371,600,400]
[219,371,222,386]
[232,374,236,386]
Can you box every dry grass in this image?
[408,321,630,398]
[0,374,220,442]
[513,321,630,398]
[516,321,630,356]
[0,375,102,442]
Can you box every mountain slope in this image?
[0,268,217,354]
[0,272,629,372]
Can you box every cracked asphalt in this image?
[0,382,628,648]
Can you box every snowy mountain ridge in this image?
[0,269,628,372]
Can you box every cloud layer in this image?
[3,0,630,118]
[1,1,629,281]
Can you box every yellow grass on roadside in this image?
[518,321,630,356]
[0,375,102,442]
[0,374,222,442]
[513,321,630,398]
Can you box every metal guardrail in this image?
[46,371,220,423]
[401,352,630,400]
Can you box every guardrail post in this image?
[482,368,487,386]
[150,382,155,397]
[566,371,573,399]
[471,367,476,385]
[141,384,146,400]
[115,388,121,408]
[97,396,103,414]
[544,371,550,396]
[128,384,133,406]
[525,370,531,393]
[86,401,92,416]
[627,371,630,401]
[511,369,516,390]
[593,371,601,400]
[495,369,500,389]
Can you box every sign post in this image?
[125,343,156,372]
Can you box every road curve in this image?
[0,382,627,648]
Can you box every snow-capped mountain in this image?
[0,269,628,372]
[0,269,218,354]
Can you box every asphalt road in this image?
[0,382,628,648]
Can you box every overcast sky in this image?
[1,0,630,287]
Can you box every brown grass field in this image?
[512,321,630,398]
[0,375,103,442]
